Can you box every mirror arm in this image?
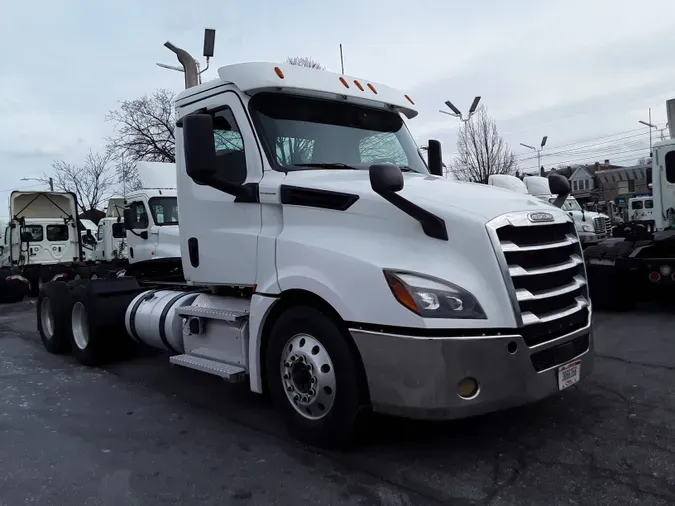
[551,191,570,209]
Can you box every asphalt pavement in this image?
[1,300,674,505]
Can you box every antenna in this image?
[156,28,216,89]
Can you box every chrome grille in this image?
[488,213,590,347]
[593,216,606,234]
[604,217,611,232]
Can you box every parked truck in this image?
[1,190,83,294]
[583,101,675,309]
[35,31,594,448]
[523,176,612,246]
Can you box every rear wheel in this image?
[37,281,73,354]
[266,305,368,449]
[69,281,143,366]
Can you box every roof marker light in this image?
[405,94,414,105]
[367,83,378,94]
[339,77,349,88]
[353,80,364,91]
[274,67,285,79]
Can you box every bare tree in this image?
[452,106,518,183]
[284,56,325,70]
[105,89,176,189]
[43,150,118,214]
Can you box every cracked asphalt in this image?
[1,300,673,505]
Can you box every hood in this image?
[282,170,558,222]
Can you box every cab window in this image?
[212,108,247,185]
[631,201,643,210]
[127,201,149,229]
[23,225,43,242]
[645,200,654,209]
[47,224,68,241]
[666,151,675,184]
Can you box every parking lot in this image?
[1,300,673,505]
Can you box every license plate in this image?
[558,360,581,390]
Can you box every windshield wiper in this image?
[291,163,360,170]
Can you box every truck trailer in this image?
[35,31,595,448]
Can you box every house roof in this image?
[594,164,651,185]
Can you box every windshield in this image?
[149,197,178,226]
[550,198,582,212]
[249,93,428,174]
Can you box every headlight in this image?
[384,270,486,319]
[581,224,594,232]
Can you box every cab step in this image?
[169,353,247,382]
[175,305,249,322]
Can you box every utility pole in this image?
[639,108,658,157]
[520,136,548,176]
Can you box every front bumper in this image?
[350,315,593,420]
[579,232,606,245]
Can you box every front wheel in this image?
[266,305,369,449]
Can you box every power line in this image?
[0,183,45,193]
[515,130,649,161]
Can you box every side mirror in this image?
[369,164,404,194]
[548,173,570,196]
[548,173,571,209]
[427,140,443,177]
[20,232,33,242]
[111,223,125,238]
[182,113,218,184]
[123,208,133,229]
[0,246,4,256]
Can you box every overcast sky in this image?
[1,0,675,217]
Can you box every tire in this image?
[74,266,91,280]
[37,281,73,354]
[266,305,368,449]
[69,281,141,366]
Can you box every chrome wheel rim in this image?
[40,297,55,339]
[280,333,336,420]
[71,301,89,350]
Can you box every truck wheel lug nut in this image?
[283,374,289,380]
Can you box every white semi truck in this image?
[1,190,83,293]
[522,176,612,246]
[583,100,675,309]
[35,31,594,448]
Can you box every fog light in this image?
[457,377,479,399]
[660,265,672,276]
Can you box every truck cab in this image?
[121,162,180,264]
[43,54,593,448]
[628,195,655,224]
[523,176,611,245]
[7,191,80,267]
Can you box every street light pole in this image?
[520,136,548,176]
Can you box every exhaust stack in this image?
[159,29,216,90]
[667,98,675,140]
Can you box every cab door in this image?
[176,90,263,286]
[125,200,152,262]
